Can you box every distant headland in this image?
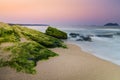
[104,23,119,26]
[8,23,49,26]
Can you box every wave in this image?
[66,28,120,66]
[24,26,120,66]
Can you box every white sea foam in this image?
[25,26,120,65]
[65,28,120,65]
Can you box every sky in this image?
[0,0,120,25]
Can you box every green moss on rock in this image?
[2,41,58,74]
[0,22,66,74]
[18,26,66,48]
[0,23,20,43]
[46,26,67,39]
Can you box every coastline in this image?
[65,41,120,66]
[0,43,120,80]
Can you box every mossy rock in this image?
[0,22,67,74]
[18,26,66,48]
[46,26,67,39]
[1,41,58,74]
[0,23,20,43]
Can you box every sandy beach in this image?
[0,43,120,80]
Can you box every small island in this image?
[104,23,119,26]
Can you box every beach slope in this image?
[0,43,120,80]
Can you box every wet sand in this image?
[0,43,120,80]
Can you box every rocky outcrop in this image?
[80,36,92,41]
[46,27,67,39]
[69,33,92,42]
[69,33,79,38]
[0,22,66,74]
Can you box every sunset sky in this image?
[0,0,120,25]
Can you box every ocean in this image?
[25,25,120,66]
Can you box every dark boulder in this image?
[80,36,92,42]
[116,32,120,35]
[76,39,83,41]
[69,33,79,38]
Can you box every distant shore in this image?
[8,23,49,26]
[0,43,120,80]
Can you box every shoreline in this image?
[74,43,120,66]
[65,41,120,66]
[0,43,120,80]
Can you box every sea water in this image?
[25,26,120,66]
[64,28,120,66]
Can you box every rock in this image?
[96,34,113,38]
[116,32,120,35]
[46,26,67,39]
[0,22,67,74]
[69,33,79,38]
[76,39,83,41]
[80,36,92,42]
